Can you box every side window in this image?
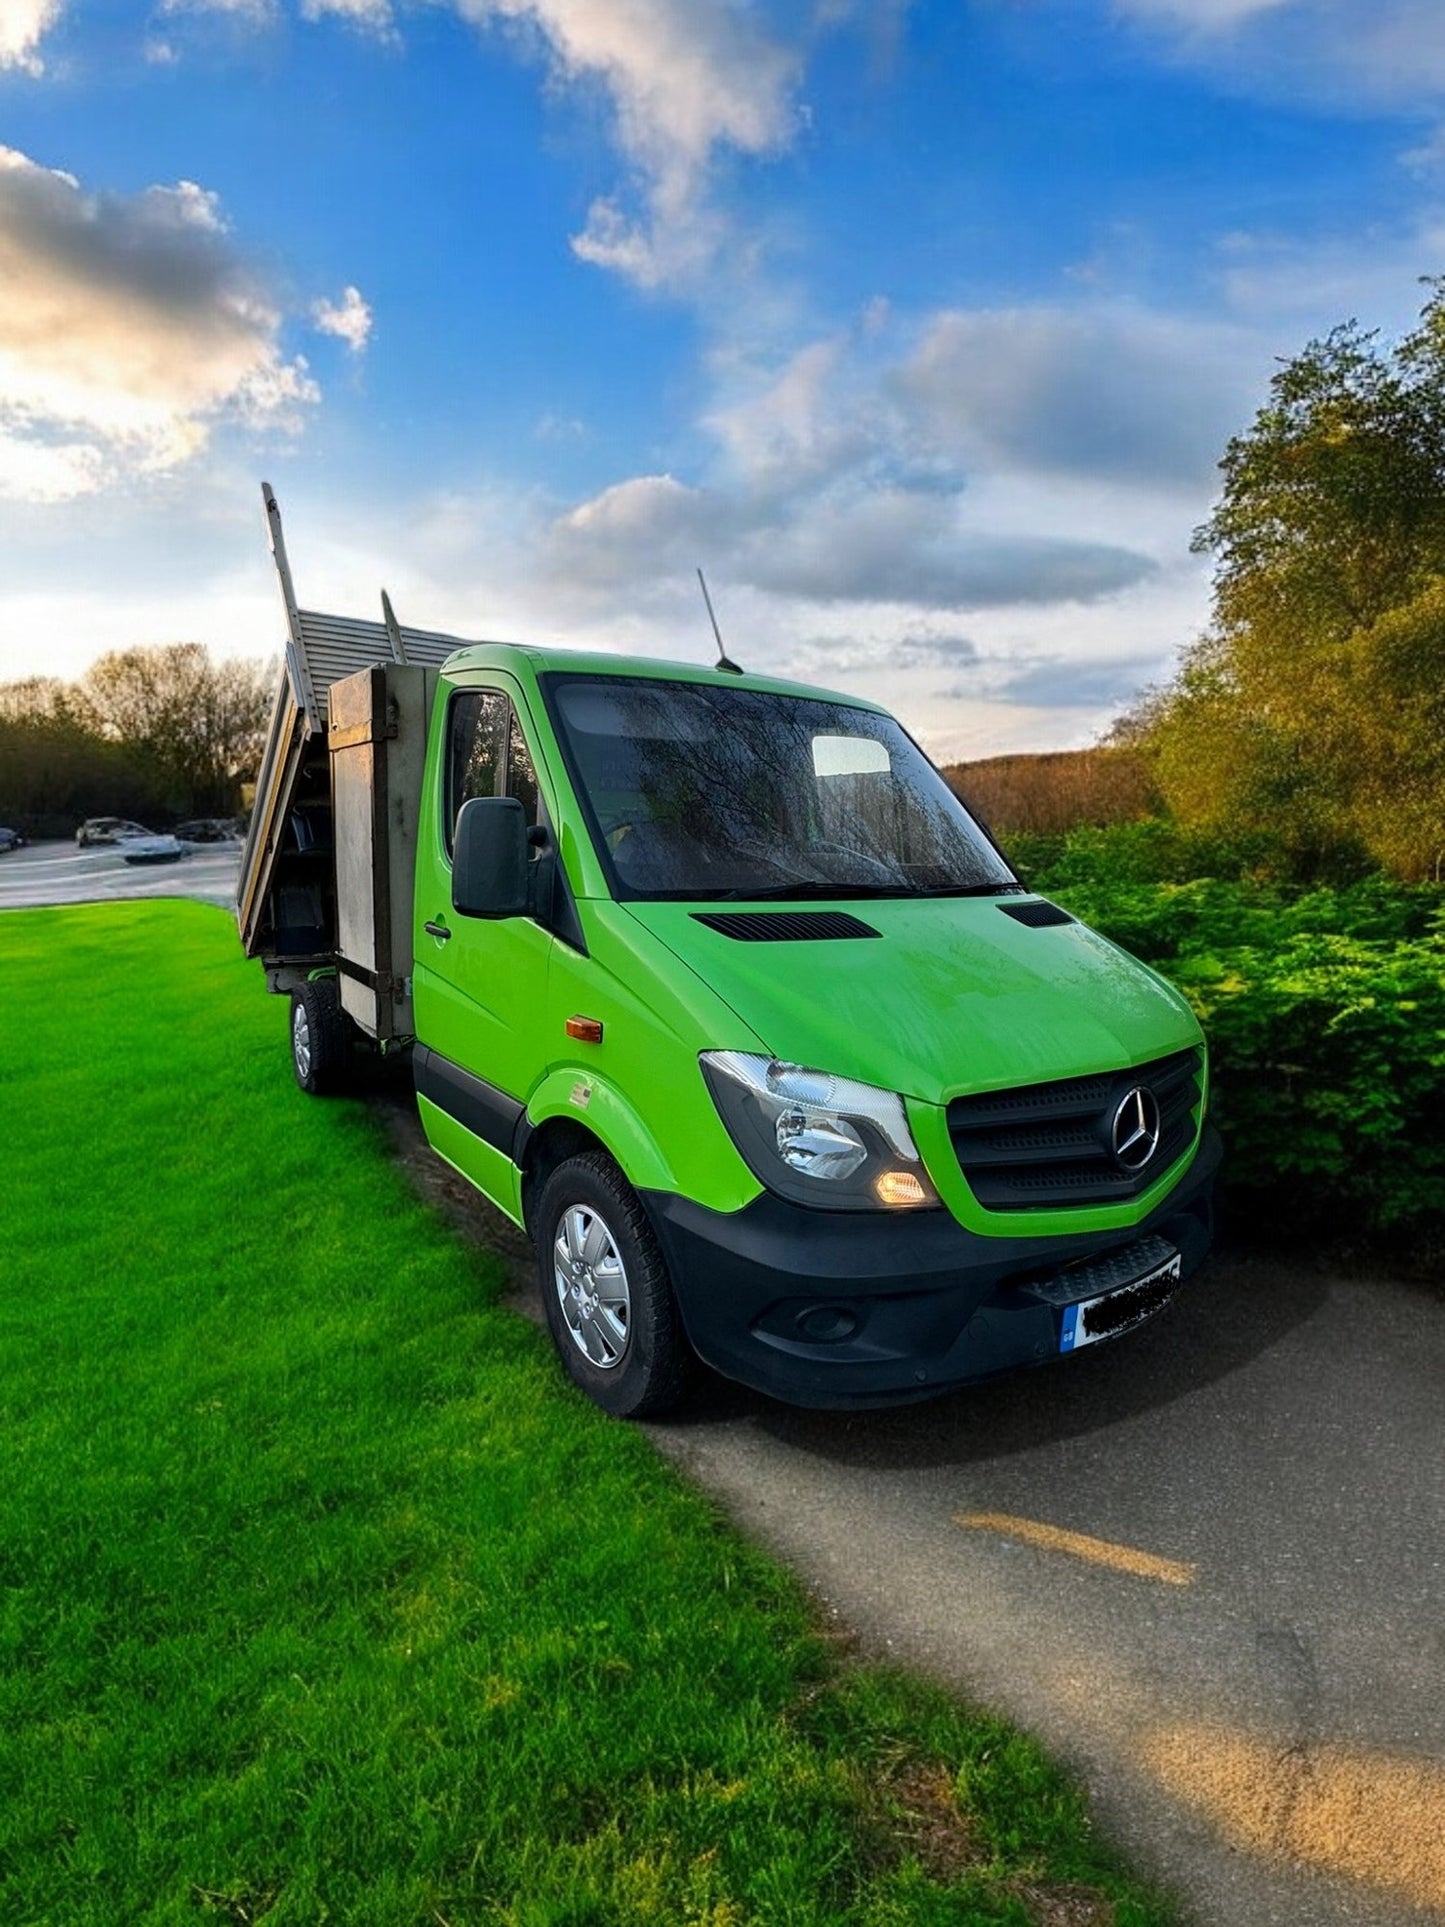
[446,691,509,854]
[445,689,543,854]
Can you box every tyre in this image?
[289,978,352,1095]
[534,1151,692,1418]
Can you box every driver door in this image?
[413,679,554,1217]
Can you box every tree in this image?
[0,676,147,833]
[0,646,274,833]
[1133,284,1445,879]
[80,644,273,814]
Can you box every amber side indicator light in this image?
[566,1015,604,1044]
[875,1170,929,1207]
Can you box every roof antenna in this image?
[697,568,744,675]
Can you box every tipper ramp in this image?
[236,484,470,966]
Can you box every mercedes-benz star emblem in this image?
[1111,1086,1162,1171]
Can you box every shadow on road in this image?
[659,1246,1332,1471]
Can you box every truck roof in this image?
[438,640,889,713]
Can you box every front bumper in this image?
[643,1126,1221,1407]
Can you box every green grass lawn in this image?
[0,900,1174,1927]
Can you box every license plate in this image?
[1059,1253,1183,1353]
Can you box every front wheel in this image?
[534,1152,692,1418]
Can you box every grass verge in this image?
[0,900,1176,1926]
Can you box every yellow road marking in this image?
[954,1511,1197,1586]
[1142,1723,1445,1911]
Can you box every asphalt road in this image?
[0,836,241,911]
[9,843,1441,1924]
[386,1085,1445,1927]
[647,1254,1445,1927]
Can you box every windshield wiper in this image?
[714,879,1025,902]
[909,882,1028,898]
[714,882,885,900]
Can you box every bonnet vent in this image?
[998,900,1075,928]
[692,911,882,942]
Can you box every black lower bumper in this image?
[642,1127,1221,1408]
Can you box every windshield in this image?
[543,673,1020,902]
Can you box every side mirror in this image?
[452,796,529,918]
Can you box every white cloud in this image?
[705,337,872,489]
[0,146,319,502]
[1114,0,1445,103]
[0,434,103,504]
[777,632,979,679]
[499,276,1324,744]
[898,304,1260,487]
[311,283,373,352]
[161,0,275,19]
[1114,0,1295,26]
[980,652,1167,710]
[486,0,796,169]
[453,0,800,289]
[0,0,61,73]
[302,0,395,32]
[1212,218,1445,328]
[169,0,802,291]
[534,409,586,441]
[565,297,1265,618]
[1401,126,1445,171]
[545,404,1158,615]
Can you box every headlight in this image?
[700,1051,940,1211]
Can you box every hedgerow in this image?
[1006,825,1445,1241]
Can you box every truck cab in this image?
[406,647,1217,1414]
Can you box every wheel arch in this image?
[521,1064,759,1229]
[521,1068,683,1226]
[519,1115,613,1235]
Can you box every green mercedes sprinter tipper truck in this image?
[239,487,1219,1417]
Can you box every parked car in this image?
[76,817,154,847]
[121,835,186,866]
[174,818,243,844]
[0,827,26,853]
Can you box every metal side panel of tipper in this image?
[328,661,437,1043]
[235,482,469,1007]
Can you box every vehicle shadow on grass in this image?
[366,1075,537,1283]
[658,1246,1334,1473]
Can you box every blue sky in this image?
[2,0,1443,759]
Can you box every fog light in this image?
[796,1306,859,1342]
[874,1169,928,1207]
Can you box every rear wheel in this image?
[289,979,352,1095]
[535,1152,691,1418]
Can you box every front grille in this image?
[948,1047,1202,1211]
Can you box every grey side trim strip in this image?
[414,1045,526,1160]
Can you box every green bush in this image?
[1176,924,1445,1234]
[1010,826,1445,1241]
[1002,817,1373,891]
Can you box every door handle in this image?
[424,919,452,942]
